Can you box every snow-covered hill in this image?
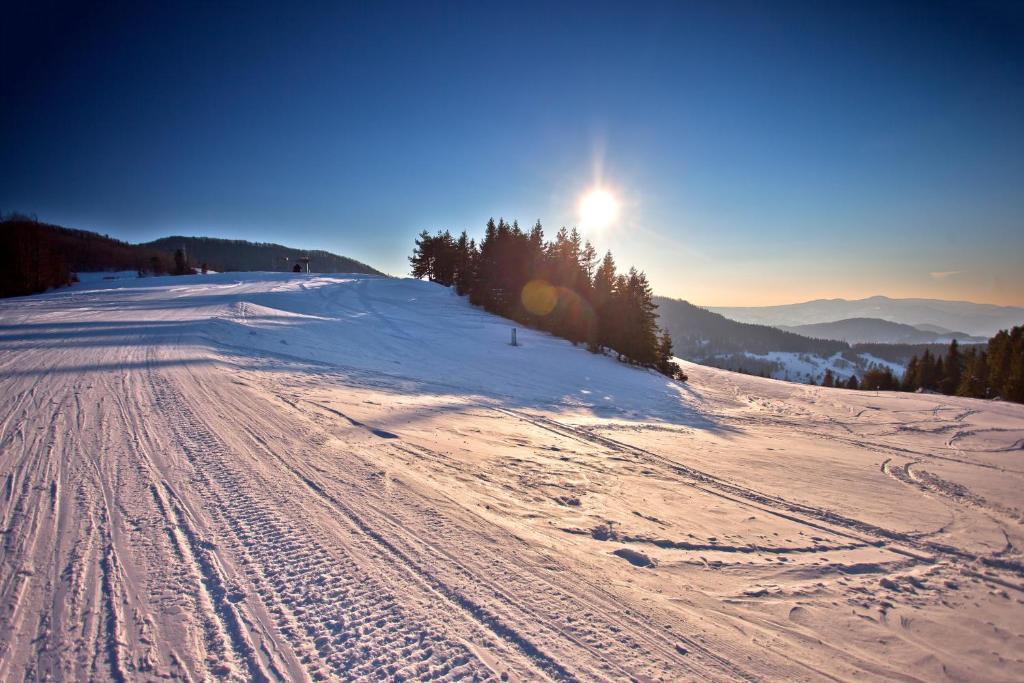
[2,273,1022,681]
[733,349,906,384]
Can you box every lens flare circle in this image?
[521,279,558,316]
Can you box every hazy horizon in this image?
[3,2,1023,306]
[11,214,1022,309]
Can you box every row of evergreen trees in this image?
[819,367,903,390]
[0,215,219,298]
[821,368,861,390]
[410,220,684,379]
[821,328,1023,404]
[901,328,1023,402]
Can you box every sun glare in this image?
[579,188,620,231]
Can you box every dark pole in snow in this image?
[510,328,517,346]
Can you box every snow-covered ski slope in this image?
[1,272,1022,682]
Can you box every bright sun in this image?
[579,188,620,231]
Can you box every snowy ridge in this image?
[1,272,1022,681]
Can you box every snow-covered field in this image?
[1,272,1022,682]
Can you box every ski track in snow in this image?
[1,272,1023,682]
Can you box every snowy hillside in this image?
[736,350,906,384]
[2,272,1023,681]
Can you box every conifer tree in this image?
[471,219,499,308]
[902,357,918,391]
[1001,327,1024,402]
[410,230,434,281]
[433,230,457,286]
[581,241,597,282]
[656,330,683,378]
[957,347,988,398]
[616,269,659,364]
[916,349,937,390]
[527,221,545,281]
[173,248,188,275]
[987,327,1024,401]
[454,231,475,295]
[591,251,617,349]
[940,339,961,395]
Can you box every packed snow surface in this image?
[2,272,1023,681]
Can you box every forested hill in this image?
[142,236,382,275]
[0,218,176,297]
[0,217,382,298]
[780,317,986,344]
[654,296,848,357]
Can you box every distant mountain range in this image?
[779,317,986,345]
[655,297,847,357]
[142,236,381,275]
[654,296,958,384]
[708,295,1024,338]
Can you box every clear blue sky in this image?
[3,1,1022,305]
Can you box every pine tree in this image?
[581,241,597,282]
[591,251,617,350]
[655,330,683,378]
[940,339,961,395]
[616,268,660,364]
[902,356,918,391]
[471,219,499,308]
[453,231,473,295]
[916,349,937,390]
[957,347,988,398]
[409,230,434,280]
[433,230,457,286]
[846,374,859,390]
[822,368,835,388]
[173,248,188,275]
[568,227,583,285]
[1002,326,1024,402]
[527,221,545,280]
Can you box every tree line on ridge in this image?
[409,220,684,379]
